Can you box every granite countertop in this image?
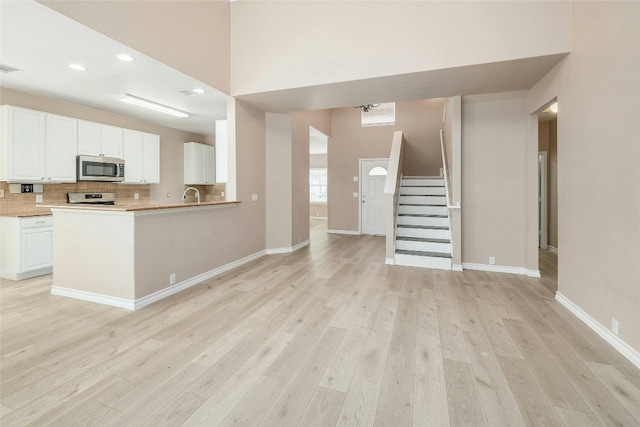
[1,210,53,218]
[40,200,240,212]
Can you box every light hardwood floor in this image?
[1,218,638,426]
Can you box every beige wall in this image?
[528,2,639,352]
[462,91,529,268]
[0,87,205,205]
[41,0,231,94]
[230,1,570,96]
[266,113,293,250]
[328,99,443,232]
[309,204,328,219]
[291,111,331,245]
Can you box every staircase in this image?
[394,176,452,270]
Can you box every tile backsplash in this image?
[182,183,226,203]
[0,181,150,215]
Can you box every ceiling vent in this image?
[0,64,22,74]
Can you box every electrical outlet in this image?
[612,318,619,335]
[35,195,43,203]
[221,191,225,197]
[251,194,258,201]
[353,192,359,198]
[353,176,358,182]
[489,257,496,265]
[0,189,4,198]
[169,273,176,285]
[134,193,139,200]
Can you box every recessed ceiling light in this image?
[192,88,205,94]
[69,64,87,71]
[117,54,135,62]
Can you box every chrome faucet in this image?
[182,187,200,204]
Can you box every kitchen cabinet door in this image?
[101,125,123,158]
[123,129,144,183]
[203,143,215,185]
[22,227,53,271]
[46,114,77,182]
[1,105,46,182]
[77,120,102,156]
[142,133,160,183]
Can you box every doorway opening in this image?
[309,127,329,239]
[537,101,558,292]
[359,158,389,235]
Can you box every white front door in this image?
[361,159,389,235]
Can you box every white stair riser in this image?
[400,186,445,196]
[400,195,446,205]
[396,227,450,240]
[397,216,449,227]
[401,179,444,187]
[395,240,451,253]
[397,205,448,216]
[395,254,452,270]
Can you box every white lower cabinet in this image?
[0,216,53,280]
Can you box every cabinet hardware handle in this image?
[35,221,45,224]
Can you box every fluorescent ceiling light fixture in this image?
[192,88,205,94]
[116,54,135,62]
[69,64,87,71]
[550,102,558,113]
[117,94,189,118]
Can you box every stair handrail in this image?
[384,131,405,263]
[440,129,460,210]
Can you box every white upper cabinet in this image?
[1,105,46,182]
[123,129,160,184]
[46,114,77,182]
[101,125,123,158]
[1,106,76,183]
[184,142,215,185]
[78,120,123,158]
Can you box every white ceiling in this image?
[0,0,229,136]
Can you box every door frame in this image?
[359,158,389,235]
[538,151,548,250]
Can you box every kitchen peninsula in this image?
[45,200,241,310]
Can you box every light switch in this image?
[353,192,359,198]
[252,194,258,201]
[353,176,358,182]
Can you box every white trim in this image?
[265,247,291,255]
[556,292,640,369]
[51,250,267,311]
[51,287,135,310]
[327,229,361,235]
[548,245,558,255]
[462,262,529,276]
[538,151,548,250]
[292,239,310,252]
[527,270,541,278]
[452,264,464,272]
[385,257,395,265]
[310,216,328,220]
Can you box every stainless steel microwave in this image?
[77,155,125,182]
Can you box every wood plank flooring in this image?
[1,218,638,426]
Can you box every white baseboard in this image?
[51,250,267,311]
[327,229,360,235]
[51,286,136,310]
[385,257,395,265]
[462,262,529,275]
[452,264,463,272]
[548,245,558,255]
[310,216,328,220]
[556,292,640,369]
[265,239,310,255]
[527,270,541,278]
